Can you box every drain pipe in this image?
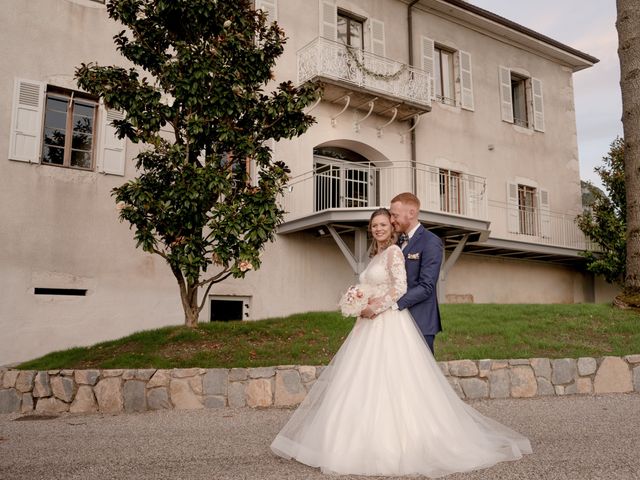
[408,0,420,195]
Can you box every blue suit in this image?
[396,225,443,351]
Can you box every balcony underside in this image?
[318,79,431,120]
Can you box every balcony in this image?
[297,37,431,120]
[279,159,489,241]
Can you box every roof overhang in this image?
[410,0,598,72]
[463,237,588,266]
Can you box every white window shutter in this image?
[499,66,513,123]
[466,176,482,218]
[538,188,550,238]
[458,50,474,111]
[421,36,436,101]
[98,106,126,176]
[427,166,440,211]
[507,181,519,233]
[8,78,45,163]
[255,0,277,22]
[531,77,545,132]
[320,0,337,40]
[369,19,385,56]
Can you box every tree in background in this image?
[616,0,640,299]
[76,0,319,326]
[577,138,626,286]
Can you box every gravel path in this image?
[1,394,639,480]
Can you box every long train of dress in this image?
[271,246,532,477]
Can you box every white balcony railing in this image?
[487,201,600,251]
[281,160,487,222]
[297,37,431,108]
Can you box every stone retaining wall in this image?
[1,355,640,414]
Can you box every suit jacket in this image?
[396,225,443,335]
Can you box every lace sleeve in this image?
[369,245,407,315]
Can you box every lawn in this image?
[16,304,640,370]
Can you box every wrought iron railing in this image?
[297,37,431,107]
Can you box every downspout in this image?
[408,0,420,194]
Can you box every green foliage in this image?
[577,138,626,285]
[75,0,319,322]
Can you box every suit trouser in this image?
[423,335,435,356]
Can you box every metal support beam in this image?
[438,234,470,303]
[327,225,370,275]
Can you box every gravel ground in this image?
[1,394,639,480]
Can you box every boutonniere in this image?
[407,253,420,260]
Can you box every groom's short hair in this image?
[391,192,420,209]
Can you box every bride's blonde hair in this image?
[368,208,397,257]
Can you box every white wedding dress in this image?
[271,245,532,477]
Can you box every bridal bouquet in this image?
[338,284,372,317]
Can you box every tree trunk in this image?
[617,0,640,294]
[181,283,200,327]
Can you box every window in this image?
[499,66,545,131]
[518,185,537,236]
[41,88,97,170]
[439,169,461,214]
[434,47,455,106]
[337,11,364,49]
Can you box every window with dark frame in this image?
[439,169,461,214]
[511,74,528,128]
[434,46,456,106]
[518,184,537,235]
[337,10,364,49]
[41,87,97,170]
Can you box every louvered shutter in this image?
[507,182,519,233]
[255,0,277,22]
[499,66,513,123]
[538,188,550,238]
[421,36,436,101]
[427,166,440,211]
[531,77,545,132]
[320,0,337,40]
[458,50,474,111]
[98,106,126,176]
[8,78,45,163]
[370,19,385,56]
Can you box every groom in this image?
[362,192,443,355]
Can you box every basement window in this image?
[34,288,87,296]
[210,296,251,322]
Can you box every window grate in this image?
[34,288,87,296]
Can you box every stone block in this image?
[478,360,491,378]
[0,389,21,413]
[277,365,296,370]
[169,379,203,409]
[634,366,640,393]
[147,388,172,410]
[124,380,147,413]
[61,369,74,377]
[509,359,530,366]
[172,368,200,379]
[531,358,551,380]
[536,377,555,396]
[448,360,478,377]
[275,370,306,407]
[555,385,565,395]
[15,371,36,393]
[460,378,488,399]
[204,396,226,408]
[488,369,510,399]
[51,376,75,403]
[102,370,124,378]
[33,372,52,398]
[510,366,537,398]
[624,354,640,364]
[438,362,449,376]
[229,368,248,382]
[577,377,593,394]
[248,367,276,379]
[491,360,509,370]
[564,382,578,395]
[551,359,577,385]
[594,357,633,394]
[577,357,597,376]
[94,377,124,413]
[447,377,464,399]
[47,370,60,375]
[228,382,246,408]
[188,376,203,395]
[35,397,69,414]
[122,370,138,380]
[2,370,19,388]
[147,370,170,388]
[21,393,34,413]
[75,370,100,386]
[203,370,228,396]
[136,369,157,381]
[298,366,316,384]
[70,386,98,413]
[246,379,273,407]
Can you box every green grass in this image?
[16,304,640,370]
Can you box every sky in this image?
[468,0,622,189]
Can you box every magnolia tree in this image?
[76,0,319,326]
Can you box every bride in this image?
[271,208,532,477]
